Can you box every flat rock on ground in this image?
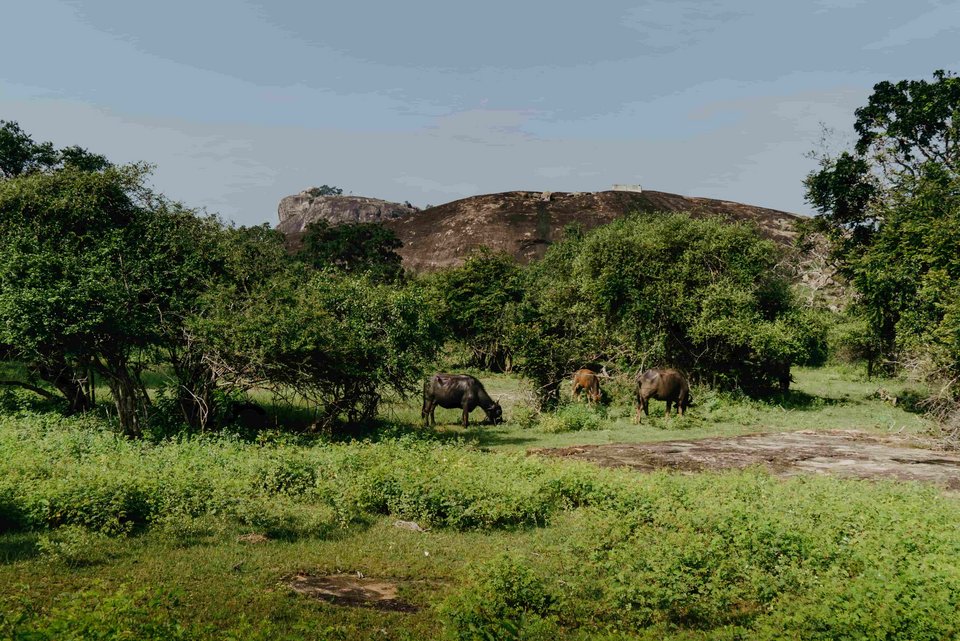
[531,430,960,490]
[284,573,418,612]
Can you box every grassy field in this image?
[1,365,953,640]
[380,365,933,451]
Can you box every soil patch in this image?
[284,573,418,612]
[531,430,960,490]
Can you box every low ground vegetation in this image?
[0,390,957,640]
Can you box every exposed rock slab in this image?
[284,573,418,612]
[531,430,960,490]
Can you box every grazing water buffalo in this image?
[422,374,503,428]
[635,369,691,421]
[571,368,602,404]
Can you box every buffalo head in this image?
[484,402,504,425]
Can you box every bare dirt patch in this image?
[284,573,418,612]
[531,430,960,490]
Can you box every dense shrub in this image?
[427,249,525,371]
[538,404,604,433]
[439,555,560,641]
[508,215,825,404]
[192,271,444,426]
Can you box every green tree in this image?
[430,248,524,371]
[191,269,443,427]
[299,220,404,283]
[0,120,109,179]
[508,215,817,405]
[0,164,218,435]
[804,70,960,379]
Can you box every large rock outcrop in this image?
[383,190,801,272]
[277,188,804,272]
[277,191,418,235]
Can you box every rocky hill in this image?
[277,188,803,272]
[384,190,800,271]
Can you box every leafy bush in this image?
[508,215,825,404]
[538,404,603,433]
[427,249,525,371]
[439,555,560,641]
[192,271,444,427]
[36,525,111,567]
[510,405,540,430]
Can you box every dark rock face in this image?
[276,192,419,235]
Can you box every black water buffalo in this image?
[571,368,601,404]
[422,374,503,427]
[635,369,691,421]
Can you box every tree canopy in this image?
[803,70,960,382]
[299,220,404,283]
[507,215,822,405]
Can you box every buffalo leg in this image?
[421,398,430,424]
[429,402,437,426]
[665,400,673,418]
[462,406,470,428]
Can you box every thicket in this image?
[505,216,825,405]
[0,123,441,435]
[427,248,525,371]
[2,412,960,640]
[805,70,960,388]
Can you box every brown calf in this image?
[571,368,602,404]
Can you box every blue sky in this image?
[2,1,958,225]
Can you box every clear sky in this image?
[2,1,958,225]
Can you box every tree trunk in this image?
[37,357,92,413]
[99,356,149,438]
[170,352,218,432]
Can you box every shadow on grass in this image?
[0,533,39,564]
[891,389,928,414]
[767,389,847,411]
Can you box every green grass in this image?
[2,430,959,639]
[380,365,933,451]
[0,365,951,639]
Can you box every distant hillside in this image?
[278,188,802,272]
[384,190,800,271]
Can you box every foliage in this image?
[2,409,960,638]
[429,248,525,371]
[538,403,604,433]
[299,219,404,283]
[192,271,443,426]
[439,555,560,641]
[0,120,110,179]
[305,184,343,197]
[0,164,224,435]
[36,525,111,567]
[804,70,960,390]
[0,586,194,641]
[508,215,821,404]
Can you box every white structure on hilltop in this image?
[611,184,643,193]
